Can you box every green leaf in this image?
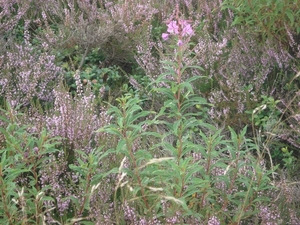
[43,145,59,154]
[140,131,162,139]
[172,120,182,136]
[232,16,242,26]
[228,126,237,141]
[5,168,30,181]
[180,65,204,75]
[127,110,150,125]
[104,126,123,138]
[116,139,127,153]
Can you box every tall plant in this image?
[98,6,275,224]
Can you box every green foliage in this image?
[221,0,300,43]
[3,23,25,43]
[98,94,158,214]
[1,1,300,223]
[57,45,128,102]
[281,147,296,170]
[247,95,281,129]
[66,147,112,223]
[97,38,275,224]
[0,106,60,224]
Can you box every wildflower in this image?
[162,33,169,40]
[162,19,194,45]
[177,39,183,46]
[167,20,179,34]
[208,216,220,225]
[181,20,194,36]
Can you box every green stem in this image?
[0,182,11,222]
[78,173,91,216]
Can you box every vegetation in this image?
[0,0,300,224]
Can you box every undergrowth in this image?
[1,1,300,224]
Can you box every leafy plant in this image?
[0,106,60,224]
[1,1,300,224]
[97,10,276,224]
[221,0,300,44]
[248,95,281,129]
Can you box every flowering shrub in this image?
[0,0,300,224]
[0,24,62,108]
[45,74,113,152]
[97,8,281,224]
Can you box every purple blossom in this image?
[167,20,179,34]
[208,216,220,225]
[177,39,183,46]
[162,33,169,40]
[181,20,194,36]
[162,19,194,45]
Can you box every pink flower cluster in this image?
[162,19,194,46]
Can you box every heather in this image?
[0,0,300,224]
